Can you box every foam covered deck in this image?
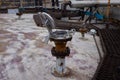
[0,14,99,80]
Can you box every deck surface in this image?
[0,14,99,80]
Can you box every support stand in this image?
[50,31,72,77]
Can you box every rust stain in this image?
[0,42,8,52]
[0,30,17,40]
[35,39,45,48]
[23,32,37,40]
[0,30,11,34]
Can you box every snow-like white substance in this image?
[0,14,100,80]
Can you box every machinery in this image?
[37,12,75,77]
[69,0,120,21]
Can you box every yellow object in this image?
[106,0,111,18]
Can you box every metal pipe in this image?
[70,0,120,8]
[56,57,65,74]
[93,34,102,60]
[90,29,102,60]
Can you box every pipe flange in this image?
[51,47,70,58]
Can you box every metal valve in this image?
[36,12,75,77]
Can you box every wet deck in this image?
[0,14,99,80]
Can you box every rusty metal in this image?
[50,32,72,77]
[47,9,83,19]
[33,13,83,31]
[79,27,88,38]
[51,47,70,58]
[106,0,111,18]
[36,12,75,77]
[50,30,73,77]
